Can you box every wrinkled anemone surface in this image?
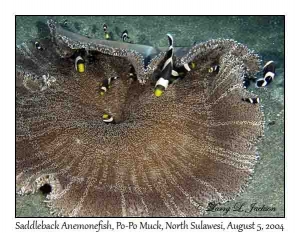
[16,20,264,217]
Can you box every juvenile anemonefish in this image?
[242,97,260,104]
[99,77,119,96]
[102,113,115,124]
[35,42,43,51]
[75,56,85,73]
[103,24,110,40]
[103,23,108,32]
[121,30,130,42]
[256,61,276,88]
[208,65,220,73]
[154,34,174,97]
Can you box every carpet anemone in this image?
[16,20,264,217]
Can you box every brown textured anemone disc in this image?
[16,20,264,217]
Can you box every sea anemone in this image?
[16,20,264,217]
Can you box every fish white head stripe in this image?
[263,60,274,69]
[156,77,169,89]
[75,56,83,71]
[184,63,191,71]
[101,86,107,92]
[264,71,275,79]
[103,117,114,122]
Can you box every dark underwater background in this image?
[16,16,284,217]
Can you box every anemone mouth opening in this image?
[39,183,52,195]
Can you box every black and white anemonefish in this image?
[154,34,174,97]
[208,65,220,73]
[35,41,44,51]
[256,60,275,87]
[99,77,119,96]
[102,113,115,124]
[103,23,110,40]
[121,30,130,42]
[242,97,260,104]
[75,56,85,73]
